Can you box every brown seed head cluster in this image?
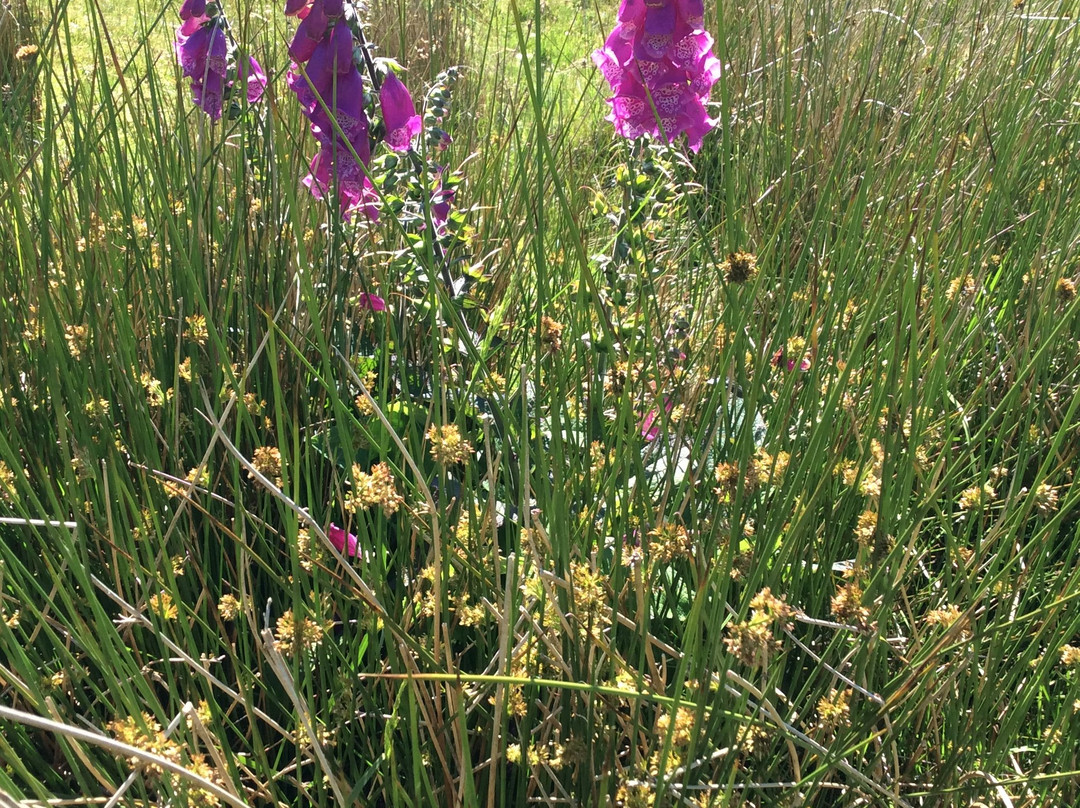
[274,609,329,655]
[141,372,165,408]
[1032,482,1060,516]
[1059,645,1080,667]
[925,603,963,628]
[217,594,241,620]
[1056,277,1077,303]
[946,273,977,301]
[734,722,769,758]
[831,581,872,629]
[570,561,610,638]
[295,528,326,571]
[854,510,877,548]
[724,588,794,668]
[615,781,655,808]
[605,361,628,396]
[454,593,488,627]
[250,446,282,487]
[148,592,177,621]
[656,705,697,747]
[185,315,209,346]
[344,461,404,516]
[722,250,758,284]
[540,315,564,353]
[0,461,16,502]
[427,423,474,465]
[958,483,995,513]
[646,522,694,564]
[714,452,771,503]
[108,713,226,805]
[815,688,852,734]
[354,393,375,416]
[65,324,88,359]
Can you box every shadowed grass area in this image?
[0,0,1079,806]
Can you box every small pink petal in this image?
[356,293,386,312]
[640,396,673,441]
[328,523,359,557]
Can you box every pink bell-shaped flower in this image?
[379,71,422,152]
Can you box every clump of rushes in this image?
[592,0,722,151]
[175,0,266,120]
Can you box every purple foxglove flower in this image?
[591,46,626,88]
[289,0,330,62]
[430,180,455,233]
[191,70,226,119]
[284,0,310,15]
[304,143,379,220]
[379,71,422,152]
[306,67,371,153]
[176,4,265,120]
[619,0,645,22]
[307,20,354,78]
[677,0,704,25]
[593,0,719,152]
[289,22,355,116]
[179,0,206,21]
[179,15,206,35]
[643,2,676,36]
[328,523,360,557]
[176,24,219,78]
[285,0,379,218]
[176,23,229,119]
[241,56,267,102]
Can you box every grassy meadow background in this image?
[1,0,1080,804]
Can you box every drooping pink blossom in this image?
[641,396,674,442]
[430,173,456,233]
[328,523,360,557]
[592,0,721,152]
[175,22,229,119]
[241,56,268,102]
[303,143,379,221]
[289,0,332,62]
[179,0,206,22]
[284,0,310,15]
[287,8,378,219]
[379,71,422,152]
[175,5,266,120]
[356,293,387,311]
